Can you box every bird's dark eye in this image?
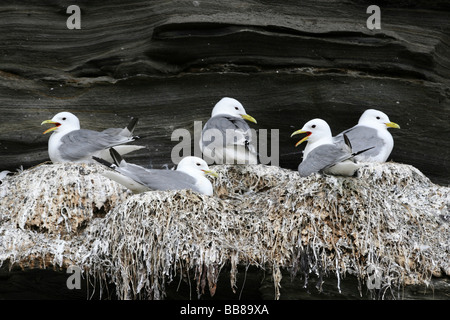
[376,116,381,120]
[196,163,201,166]
[312,125,316,128]
[235,107,239,110]
[62,117,67,121]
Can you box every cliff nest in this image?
[0,161,449,299]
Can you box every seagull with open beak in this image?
[41,111,145,163]
[291,118,373,177]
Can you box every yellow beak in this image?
[202,169,219,178]
[241,114,257,124]
[386,122,400,129]
[291,129,310,147]
[41,120,61,134]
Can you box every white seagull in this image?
[41,112,145,163]
[291,118,373,177]
[93,148,218,196]
[199,97,258,165]
[333,109,400,162]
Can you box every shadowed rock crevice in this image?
[149,22,443,82]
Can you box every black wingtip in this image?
[92,156,114,168]
[353,146,375,157]
[343,133,353,150]
[109,147,123,167]
[127,117,139,134]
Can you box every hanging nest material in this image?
[0,163,130,238]
[0,161,448,299]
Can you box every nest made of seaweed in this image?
[0,162,449,299]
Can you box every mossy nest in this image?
[0,162,448,299]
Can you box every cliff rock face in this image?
[0,1,449,185]
[0,0,449,300]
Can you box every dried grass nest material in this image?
[0,162,449,300]
[0,163,130,238]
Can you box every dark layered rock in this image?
[0,1,448,185]
[0,1,449,301]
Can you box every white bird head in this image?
[41,112,80,135]
[358,109,400,130]
[291,118,333,147]
[176,156,218,178]
[211,97,257,124]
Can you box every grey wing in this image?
[126,168,199,192]
[59,129,133,161]
[298,144,350,177]
[102,118,139,137]
[101,128,125,136]
[201,116,252,149]
[334,126,383,157]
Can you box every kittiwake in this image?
[41,112,145,163]
[199,97,258,165]
[333,109,400,162]
[291,118,373,177]
[93,148,218,196]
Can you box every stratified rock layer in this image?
[0,1,449,185]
